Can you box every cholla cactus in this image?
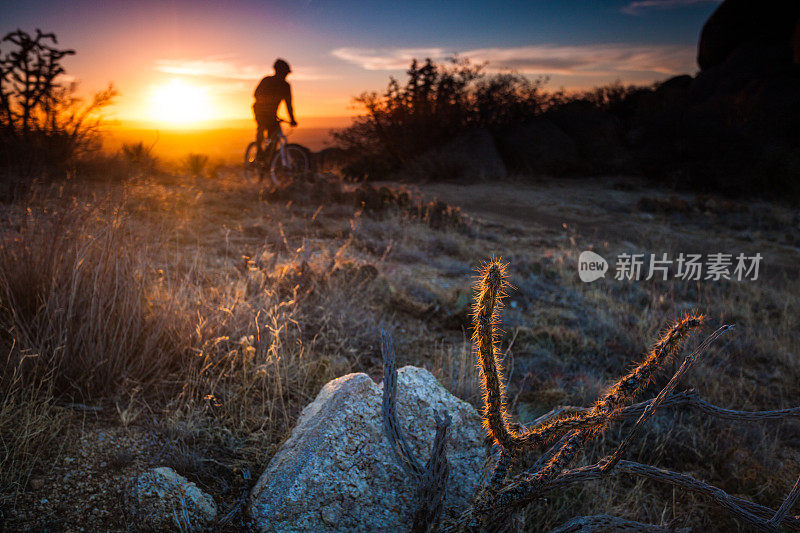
[442,257,800,533]
[473,258,704,456]
[381,257,800,532]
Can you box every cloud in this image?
[621,0,721,16]
[155,56,336,82]
[331,44,696,76]
[330,48,450,71]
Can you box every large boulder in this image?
[248,366,485,533]
[494,118,583,176]
[403,128,507,181]
[545,101,625,170]
[697,0,800,71]
[738,70,800,137]
[125,467,217,531]
[691,41,794,102]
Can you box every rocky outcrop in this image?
[547,101,624,168]
[248,366,485,533]
[405,128,507,181]
[697,0,800,71]
[125,467,217,531]
[495,118,582,176]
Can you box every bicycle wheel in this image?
[269,143,310,186]
[243,142,266,183]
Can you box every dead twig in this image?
[601,325,733,473]
[548,514,690,533]
[380,329,451,532]
[770,474,800,528]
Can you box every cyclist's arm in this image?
[284,84,297,125]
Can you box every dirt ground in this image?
[414,177,800,276]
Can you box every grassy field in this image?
[1,168,799,531]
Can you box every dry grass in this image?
[0,372,69,497]
[0,169,798,531]
[0,208,191,399]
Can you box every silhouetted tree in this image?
[333,57,550,179]
[0,29,116,189]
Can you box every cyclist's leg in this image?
[255,126,265,158]
[254,110,272,160]
[264,119,280,161]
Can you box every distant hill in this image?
[105,116,353,162]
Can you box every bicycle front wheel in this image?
[269,143,310,186]
[243,142,266,183]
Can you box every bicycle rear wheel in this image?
[269,143,310,186]
[243,142,266,183]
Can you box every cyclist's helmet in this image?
[274,59,291,75]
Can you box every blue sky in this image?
[1,0,721,121]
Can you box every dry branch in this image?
[413,412,452,533]
[380,329,423,479]
[532,389,800,428]
[540,461,800,532]
[771,474,800,528]
[380,329,451,532]
[548,514,690,533]
[601,324,733,472]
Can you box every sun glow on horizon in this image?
[148,79,213,127]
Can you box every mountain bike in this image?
[243,118,311,185]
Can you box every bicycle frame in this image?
[271,124,290,168]
[246,118,307,185]
[259,120,290,164]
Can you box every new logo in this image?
[578,251,608,282]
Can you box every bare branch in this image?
[770,474,800,527]
[548,514,689,533]
[380,329,423,479]
[612,389,800,422]
[602,325,733,472]
[380,330,451,532]
[539,461,798,532]
[533,389,800,427]
[413,411,452,533]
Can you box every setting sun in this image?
[148,79,212,127]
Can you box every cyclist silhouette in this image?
[253,58,297,158]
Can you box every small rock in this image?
[126,467,217,531]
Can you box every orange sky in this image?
[4,0,719,130]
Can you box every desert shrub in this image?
[330,59,651,182]
[183,153,209,178]
[569,80,641,115]
[71,151,129,182]
[0,29,116,193]
[332,58,549,180]
[121,141,159,177]
[334,55,799,198]
[0,209,189,398]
